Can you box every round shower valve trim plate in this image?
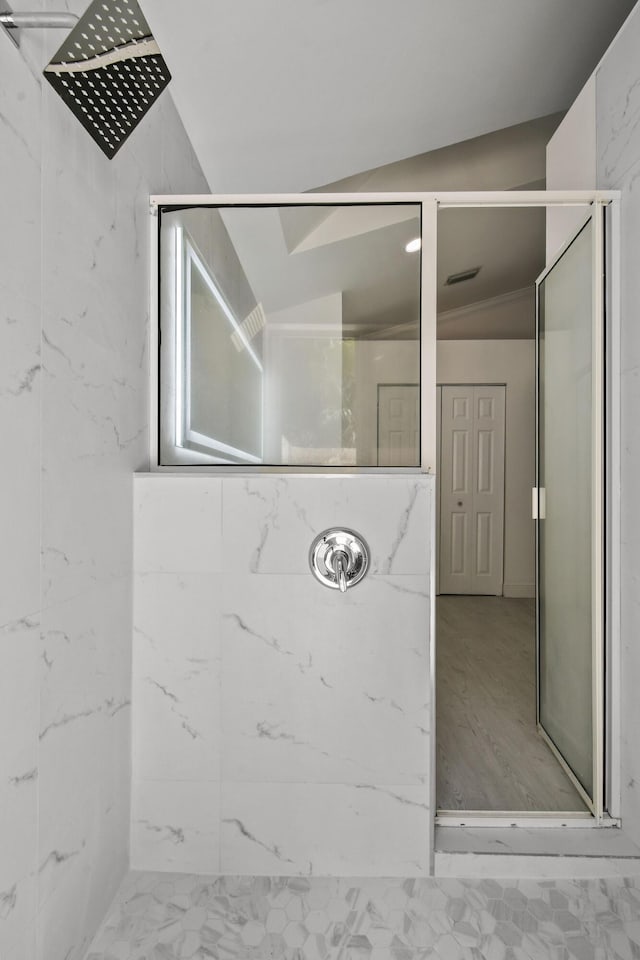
[309,528,370,593]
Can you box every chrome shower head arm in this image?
[0,10,79,29]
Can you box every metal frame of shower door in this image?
[605,197,622,821]
[149,191,439,474]
[533,206,606,821]
[148,190,620,836]
[427,191,619,833]
[148,189,613,478]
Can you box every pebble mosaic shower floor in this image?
[84,871,640,960]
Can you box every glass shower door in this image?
[536,212,604,815]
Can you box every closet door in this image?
[439,384,505,595]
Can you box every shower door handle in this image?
[532,487,546,520]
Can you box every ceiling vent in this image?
[445,266,481,285]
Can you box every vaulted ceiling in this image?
[143,0,635,340]
[142,0,635,193]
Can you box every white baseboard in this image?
[503,582,535,598]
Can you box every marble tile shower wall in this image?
[0,5,209,959]
[132,475,432,878]
[596,1,640,849]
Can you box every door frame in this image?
[149,189,621,836]
[436,382,506,598]
[423,192,620,830]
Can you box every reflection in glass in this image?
[159,204,421,467]
[538,219,593,798]
[181,231,263,462]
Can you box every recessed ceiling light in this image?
[405,237,421,253]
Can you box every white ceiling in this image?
[212,200,546,341]
[217,203,422,338]
[182,120,555,341]
[143,2,633,341]
[142,0,635,193]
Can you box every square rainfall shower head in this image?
[43,0,171,158]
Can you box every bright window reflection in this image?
[159,203,422,467]
[175,227,263,463]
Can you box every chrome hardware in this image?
[0,11,78,27]
[309,528,370,593]
[1,4,78,48]
[532,487,546,520]
[332,550,348,593]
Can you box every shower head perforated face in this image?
[43,0,171,159]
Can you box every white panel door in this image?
[473,386,506,595]
[378,384,419,466]
[439,384,505,595]
[439,386,474,593]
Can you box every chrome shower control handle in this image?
[332,550,349,593]
[309,528,370,593]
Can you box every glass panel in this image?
[538,218,593,798]
[159,204,421,466]
[187,245,263,461]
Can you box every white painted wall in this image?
[132,474,432,876]
[0,8,208,959]
[438,287,535,340]
[546,76,597,260]
[264,293,344,463]
[437,340,536,598]
[348,336,535,594]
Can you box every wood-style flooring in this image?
[436,595,588,812]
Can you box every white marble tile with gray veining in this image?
[222,476,431,575]
[0,617,39,960]
[596,1,640,855]
[40,580,131,742]
[134,476,223,574]
[0,42,41,307]
[436,852,640,880]
[436,825,640,859]
[42,163,147,362]
[133,572,221,782]
[220,782,430,877]
[131,476,432,877]
[596,4,640,189]
[40,327,146,468]
[37,837,125,960]
[0,288,41,397]
[0,53,42,630]
[0,616,39,795]
[37,581,132,955]
[0,872,37,960]
[2,13,209,957]
[40,331,145,608]
[131,780,221,874]
[220,574,429,786]
[37,705,130,910]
